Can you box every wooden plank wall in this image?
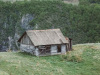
[51,45,57,54]
[61,45,66,53]
[21,34,33,45]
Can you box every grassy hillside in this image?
[0,43,100,75]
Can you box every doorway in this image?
[57,45,61,53]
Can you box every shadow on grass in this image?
[16,52,36,58]
[16,52,62,62]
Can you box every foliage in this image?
[88,0,100,3]
[0,0,100,46]
[80,0,100,4]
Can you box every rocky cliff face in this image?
[0,14,34,52]
[21,14,34,30]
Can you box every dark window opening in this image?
[57,45,61,52]
[46,46,51,53]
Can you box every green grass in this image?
[0,43,100,75]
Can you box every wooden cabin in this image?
[18,29,72,56]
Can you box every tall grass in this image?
[60,50,83,62]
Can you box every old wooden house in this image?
[18,29,72,56]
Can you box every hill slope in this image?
[0,43,100,75]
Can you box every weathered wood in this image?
[18,29,68,46]
[18,29,72,56]
[69,38,72,50]
[20,34,33,45]
[65,37,72,51]
[51,45,57,54]
[61,45,66,53]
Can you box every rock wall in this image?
[20,44,35,55]
[0,14,34,52]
